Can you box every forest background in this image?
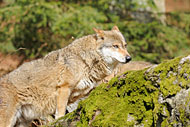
[0,0,190,71]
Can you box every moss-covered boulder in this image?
[49,55,190,127]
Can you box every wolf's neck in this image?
[88,58,117,83]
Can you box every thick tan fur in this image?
[0,26,131,127]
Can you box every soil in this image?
[0,52,24,77]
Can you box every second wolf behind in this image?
[0,26,131,127]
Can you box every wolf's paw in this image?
[46,115,55,123]
[102,79,109,83]
[55,114,65,120]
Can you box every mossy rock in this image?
[49,55,190,127]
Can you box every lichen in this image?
[49,55,190,127]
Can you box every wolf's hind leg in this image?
[0,83,20,127]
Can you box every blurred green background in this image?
[0,0,190,63]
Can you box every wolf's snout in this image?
[125,56,132,63]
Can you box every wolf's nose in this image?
[125,56,132,63]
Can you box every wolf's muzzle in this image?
[125,56,132,63]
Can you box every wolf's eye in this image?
[113,45,119,48]
[124,44,127,48]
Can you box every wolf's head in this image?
[94,26,131,65]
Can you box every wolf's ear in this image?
[93,28,104,40]
[112,26,120,31]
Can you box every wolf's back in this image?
[1,50,61,88]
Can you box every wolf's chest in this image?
[69,78,96,103]
[76,78,95,90]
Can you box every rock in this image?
[48,55,190,127]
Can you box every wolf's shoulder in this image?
[68,34,96,48]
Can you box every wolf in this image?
[0,26,131,127]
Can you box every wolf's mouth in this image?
[117,56,132,64]
[120,61,129,64]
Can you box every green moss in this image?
[51,55,190,126]
[149,57,184,97]
[71,70,156,126]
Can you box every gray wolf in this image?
[0,26,131,127]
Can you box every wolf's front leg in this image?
[55,86,71,119]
